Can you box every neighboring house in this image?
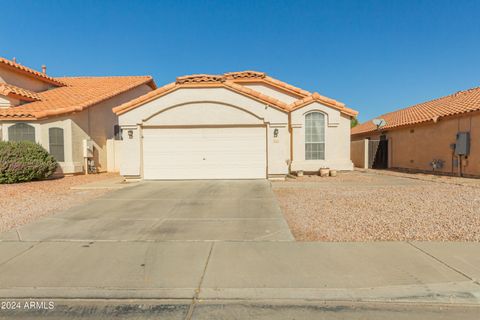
[0,57,156,174]
[113,71,358,180]
[351,86,480,177]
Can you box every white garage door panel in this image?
[142,127,266,179]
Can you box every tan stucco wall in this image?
[1,83,152,174]
[119,86,354,177]
[0,65,53,92]
[352,112,480,176]
[118,87,289,177]
[1,119,76,173]
[290,102,354,171]
[144,102,263,125]
[70,83,152,173]
[119,125,141,177]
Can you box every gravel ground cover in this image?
[273,171,480,241]
[0,173,118,233]
[366,168,480,187]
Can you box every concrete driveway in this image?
[5,180,293,241]
[2,177,480,315]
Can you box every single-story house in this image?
[0,57,156,174]
[351,86,480,177]
[113,71,358,180]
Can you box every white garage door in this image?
[142,126,266,180]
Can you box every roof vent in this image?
[41,65,47,74]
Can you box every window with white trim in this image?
[305,112,325,160]
[8,123,36,142]
[49,127,65,162]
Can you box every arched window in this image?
[305,112,325,160]
[49,127,65,162]
[8,123,36,142]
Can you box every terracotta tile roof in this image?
[352,86,480,136]
[225,71,311,97]
[0,83,41,102]
[113,82,178,115]
[262,76,311,97]
[0,76,155,120]
[178,71,311,97]
[113,79,290,115]
[289,92,358,116]
[0,57,66,87]
[223,81,289,110]
[113,71,355,116]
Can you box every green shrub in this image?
[351,117,359,128]
[0,141,58,184]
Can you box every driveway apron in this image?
[10,180,294,241]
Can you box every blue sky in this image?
[1,0,479,121]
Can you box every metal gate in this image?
[368,139,388,169]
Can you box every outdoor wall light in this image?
[273,128,279,138]
[127,130,134,139]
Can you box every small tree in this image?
[351,117,359,128]
[0,141,58,184]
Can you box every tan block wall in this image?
[350,139,367,168]
[352,112,480,176]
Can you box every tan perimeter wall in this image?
[350,139,367,169]
[353,112,480,176]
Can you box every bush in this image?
[351,117,359,128]
[0,141,58,184]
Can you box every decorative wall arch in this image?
[302,109,329,119]
[142,101,266,126]
[143,100,265,122]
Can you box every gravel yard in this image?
[273,171,480,241]
[0,173,118,233]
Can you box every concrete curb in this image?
[199,281,480,305]
[0,281,479,305]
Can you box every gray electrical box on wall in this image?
[455,132,470,155]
